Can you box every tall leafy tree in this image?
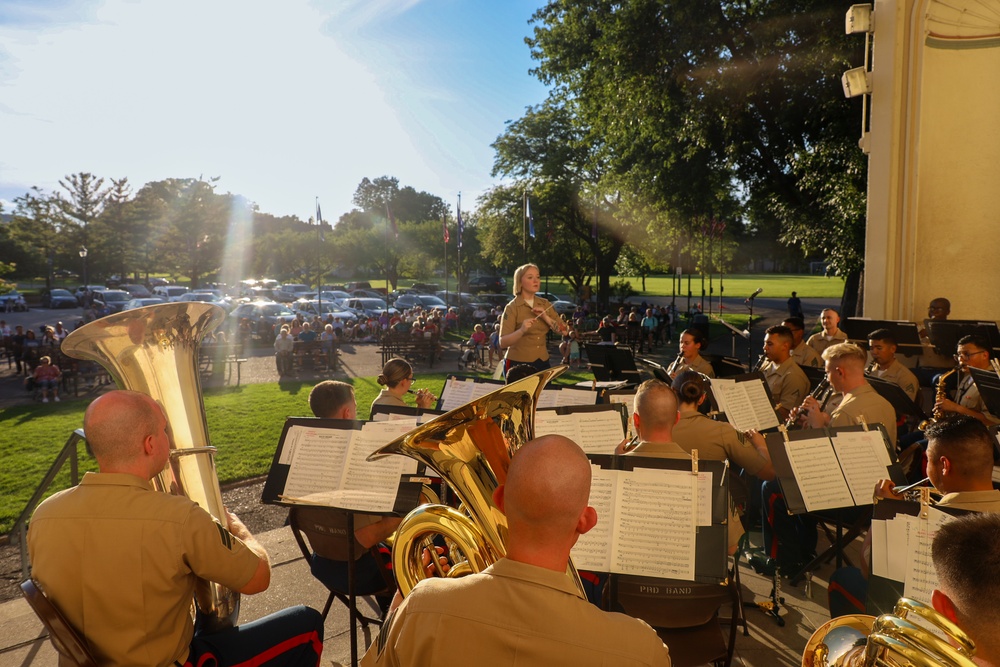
[8,188,64,288]
[57,172,109,249]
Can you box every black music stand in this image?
[708,354,747,378]
[968,367,1000,417]
[842,318,923,357]
[586,344,641,383]
[925,320,1000,358]
[867,375,926,421]
[800,365,827,393]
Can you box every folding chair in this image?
[288,506,395,626]
[20,578,98,667]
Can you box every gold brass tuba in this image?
[802,597,976,666]
[61,302,240,630]
[368,366,583,596]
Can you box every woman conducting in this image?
[371,358,437,412]
[668,327,716,378]
[499,263,567,375]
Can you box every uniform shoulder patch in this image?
[215,522,234,550]
[375,607,396,657]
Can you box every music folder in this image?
[573,454,729,585]
[766,424,906,515]
[842,317,923,357]
[968,366,1000,419]
[261,417,422,516]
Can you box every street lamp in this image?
[79,246,88,287]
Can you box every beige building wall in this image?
[863,0,1000,322]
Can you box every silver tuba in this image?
[368,366,584,596]
[61,302,240,631]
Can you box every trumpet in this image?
[785,378,831,429]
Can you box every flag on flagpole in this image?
[316,199,325,242]
[443,215,449,244]
[387,203,398,239]
[526,196,536,239]
[457,207,464,249]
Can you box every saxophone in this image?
[918,365,960,431]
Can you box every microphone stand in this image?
[744,293,759,369]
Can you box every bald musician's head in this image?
[494,435,597,570]
[932,513,1000,665]
[632,379,679,443]
[84,390,170,478]
[924,415,996,493]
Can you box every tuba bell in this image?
[368,366,584,596]
[61,302,240,631]
[802,597,976,666]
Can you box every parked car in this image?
[122,297,167,311]
[410,282,440,294]
[550,300,578,316]
[74,285,105,305]
[477,293,514,308]
[41,289,79,309]
[275,283,311,302]
[342,298,398,318]
[0,290,28,311]
[119,283,152,298]
[228,301,296,343]
[246,287,277,301]
[535,291,566,304]
[92,289,131,314]
[344,281,373,292]
[152,285,190,302]
[434,291,481,316]
[394,293,449,313]
[316,290,351,303]
[146,277,171,287]
[177,292,232,311]
[351,289,385,299]
[291,299,355,321]
[468,275,507,293]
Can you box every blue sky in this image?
[0,0,550,221]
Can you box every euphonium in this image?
[61,302,240,631]
[918,365,960,431]
[368,366,583,596]
[802,597,976,666]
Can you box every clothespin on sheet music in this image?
[779,424,789,442]
[919,487,931,519]
[691,448,699,475]
[858,416,869,432]
[691,449,700,535]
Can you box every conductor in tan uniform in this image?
[362,434,671,666]
[761,325,811,421]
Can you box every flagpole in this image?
[315,196,322,315]
[522,189,527,263]
[385,202,390,298]
[443,214,449,316]
[457,192,463,333]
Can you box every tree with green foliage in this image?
[527,0,867,276]
[8,187,64,289]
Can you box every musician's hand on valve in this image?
[421,546,451,578]
[935,396,960,416]
[873,478,904,504]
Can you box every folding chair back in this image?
[20,578,98,667]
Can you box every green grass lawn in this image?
[0,368,597,535]
[515,273,845,300]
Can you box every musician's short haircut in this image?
[309,381,355,419]
[925,415,995,479]
[867,328,897,347]
[512,263,539,297]
[505,364,536,384]
[822,342,867,368]
[957,334,991,359]
[671,370,706,405]
[84,390,159,467]
[764,325,794,346]
[633,379,678,432]
[782,316,805,331]
[932,512,1000,635]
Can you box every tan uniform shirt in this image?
[371,388,407,414]
[873,359,919,402]
[790,340,822,368]
[672,412,768,477]
[673,354,716,378]
[627,440,742,553]
[938,490,1000,512]
[955,374,1000,424]
[763,357,811,411]
[500,295,555,363]
[28,473,260,666]
[830,383,897,446]
[806,329,848,356]
[362,558,670,666]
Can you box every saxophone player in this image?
[935,334,1000,426]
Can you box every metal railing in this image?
[8,428,90,580]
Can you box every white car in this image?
[291,299,355,321]
[122,297,167,311]
[152,285,190,302]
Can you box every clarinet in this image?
[785,378,831,429]
[666,353,685,376]
[750,354,766,373]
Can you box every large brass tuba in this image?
[368,366,583,596]
[802,597,976,666]
[61,302,240,630]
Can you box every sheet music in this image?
[608,393,637,439]
[744,381,780,430]
[870,519,889,578]
[571,467,619,571]
[534,409,625,454]
[785,436,854,511]
[440,377,497,411]
[282,426,353,498]
[613,468,697,580]
[554,388,599,407]
[696,472,713,527]
[904,507,955,604]
[711,379,778,431]
[710,379,734,414]
[832,430,892,505]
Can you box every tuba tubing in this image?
[61,302,240,631]
[368,366,583,597]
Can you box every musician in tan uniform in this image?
[27,390,324,666]
[936,334,1000,426]
[668,328,715,378]
[867,328,919,401]
[362,434,671,666]
[783,316,822,368]
[806,308,848,356]
[932,513,1000,667]
[499,263,567,376]
[798,342,897,446]
[761,325,811,421]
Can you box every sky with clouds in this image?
[0,0,550,221]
